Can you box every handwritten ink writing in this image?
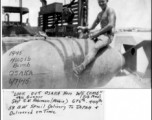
[26,95,43,99]
[50,98,67,104]
[76,91,85,98]
[43,109,56,114]
[10,57,31,63]
[13,62,30,68]
[23,99,31,103]
[12,99,21,104]
[76,105,92,110]
[33,98,50,103]
[17,105,28,109]
[9,110,33,116]
[8,106,15,110]
[4,91,103,116]
[69,105,74,109]
[7,50,33,87]
[12,92,25,96]
[9,70,33,76]
[89,99,102,105]
[9,77,30,87]
[9,51,23,56]
[63,91,72,95]
[72,99,82,104]
[47,104,66,110]
[31,92,42,95]
[44,91,60,96]
[30,104,45,109]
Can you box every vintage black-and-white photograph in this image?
[2,0,151,89]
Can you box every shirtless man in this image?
[73,0,116,75]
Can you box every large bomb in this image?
[2,37,125,89]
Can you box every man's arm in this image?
[77,13,100,32]
[91,8,116,38]
[88,13,100,31]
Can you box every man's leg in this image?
[73,35,111,74]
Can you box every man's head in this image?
[98,0,108,10]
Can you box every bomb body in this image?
[2,38,125,89]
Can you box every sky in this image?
[1,0,151,28]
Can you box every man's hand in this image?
[89,32,98,41]
[77,26,89,33]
